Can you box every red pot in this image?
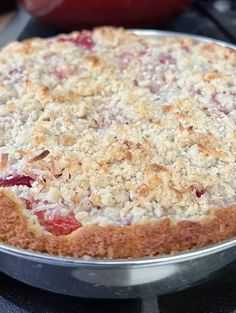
[19,0,192,30]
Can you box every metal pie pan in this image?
[0,30,235,298]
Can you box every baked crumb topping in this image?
[0,28,235,234]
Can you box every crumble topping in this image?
[0,28,235,234]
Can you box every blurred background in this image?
[0,0,235,44]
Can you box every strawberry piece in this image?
[159,54,176,65]
[0,175,34,188]
[118,52,134,70]
[23,199,39,210]
[182,46,190,53]
[195,188,206,198]
[211,92,230,115]
[195,88,202,96]
[23,198,80,235]
[24,199,33,210]
[57,33,94,50]
[53,69,67,80]
[35,211,81,236]
[9,65,25,76]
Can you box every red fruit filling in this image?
[182,46,190,53]
[53,69,67,81]
[24,198,81,236]
[118,52,134,70]
[1,172,80,236]
[23,199,39,210]
[159,54,176,65]
[0,175,34,188]
[57,33,94,50]
[211,92,230,115]
[195,88,202,96]
[195,188,206,198]
[9,65,25,76]
[35,211,81,236]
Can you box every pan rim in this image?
[1,236,236,266]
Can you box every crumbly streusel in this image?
[0,28,235,234]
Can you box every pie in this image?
[0,27,235,259]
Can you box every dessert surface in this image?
[0,28,235,258]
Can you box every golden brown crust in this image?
[1,190,236,259]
